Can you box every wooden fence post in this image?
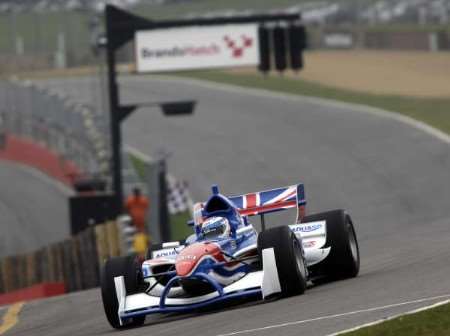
[0,258,3,293]
[35,249,43,283]
[1,257,9,293]
[106,221,120,258]
[62,240,75,292]
[78,227,100,289]
[95,224,109,269]
[1,257,14,292]
[25,252,37,287]
[55,243,65,282]
[10,256,19,292]
[52,243,65,283]
[71,236,83,291]
[45,245,56,283]
[43,247,51,283]
[16,255,27,290]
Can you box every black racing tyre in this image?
[303,209,359,280]
[101,255,146,329]
[257,226,307,297]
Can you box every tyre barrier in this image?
[0,221,123,301]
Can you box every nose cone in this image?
[175,242,222,277]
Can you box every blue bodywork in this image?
[121,186,261,321]
[186,185,258,258]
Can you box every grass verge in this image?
[169,211,192,241]
[343,302,450,336]
[128,152,192,241]
[175,70,450,135]
[129,153,148,180]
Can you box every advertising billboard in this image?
[135,24,259,73]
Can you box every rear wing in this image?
[192,184,306,227]
[229,184,306,221]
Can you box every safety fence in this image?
[0,221,123,295]
[0,79,109,178]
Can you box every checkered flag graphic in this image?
[167,175,193,215]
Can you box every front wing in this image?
[114,248,281,326]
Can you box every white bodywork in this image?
[114,221,330,324]
[142,220,329,297]
[289,220,331,266]
[261,248,281,298]
[114,247,281,324]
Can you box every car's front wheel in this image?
[101,255,146,329]
[258,226,307,297]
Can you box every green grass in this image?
[175,70,450,135]
[344,302,450,336]
[129,153,149,180]
[128,152,193,241]
[170,210,193,241]
[0,11,91,61]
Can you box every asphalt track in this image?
[11,76,450,336]
[0,161,71,256]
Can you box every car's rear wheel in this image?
[101,255,146,329]
[303,209,360,280]
[258,226,307,297]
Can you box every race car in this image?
[101,183,360,329]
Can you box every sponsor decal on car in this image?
[153,249,178,259]
[177,254,197,261]
[303,240,316,248]
[301,224,322,232]
[292,223,323,233]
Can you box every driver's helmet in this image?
[201,216,231,240]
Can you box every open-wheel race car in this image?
[101,183,360,329]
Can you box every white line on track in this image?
[148,76,450,145]
[214,294,450,336]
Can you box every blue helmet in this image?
[201,216,231,240]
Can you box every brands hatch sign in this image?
[135,24,259,73]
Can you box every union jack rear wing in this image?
[192,184,306,226]
[229,184,306,221]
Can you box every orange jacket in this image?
[125,195,149,232]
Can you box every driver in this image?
[201,216,231,240]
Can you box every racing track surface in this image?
[12,76,450,336]
[0,161,71,256]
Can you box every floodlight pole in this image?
[106,45,122,215]
[105,6,134,215]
